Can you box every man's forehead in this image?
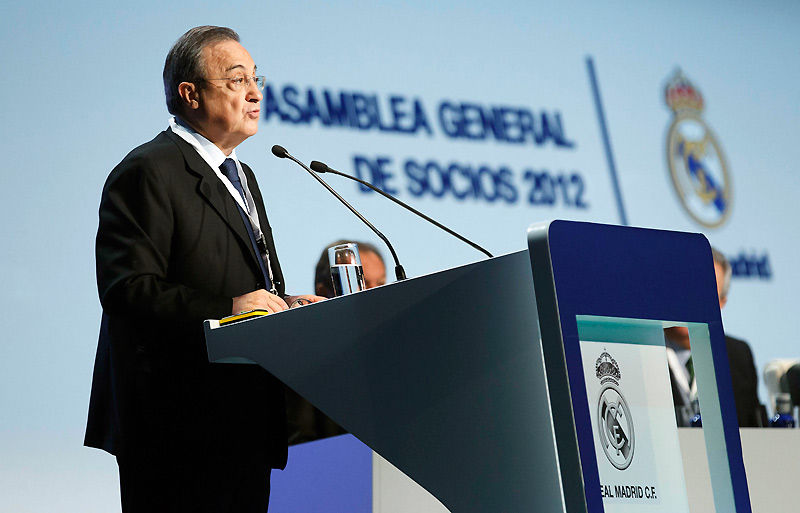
[203,40,256,72]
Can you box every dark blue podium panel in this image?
[528,220,751,513]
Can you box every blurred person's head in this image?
[314,240,387,298]
[711,247,732,309]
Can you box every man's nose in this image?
[246,81,263,102]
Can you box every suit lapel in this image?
[163,130,262,273]
[666,347,692,405]
[241,163,284,295]
[241,162,269,232]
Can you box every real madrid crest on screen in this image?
[596,350,635,470]
[664,69,732,228]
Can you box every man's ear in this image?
[177,81,200,110]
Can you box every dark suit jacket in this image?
[724,335,762,427]
[669,335,762,427]
[85,129,288,468]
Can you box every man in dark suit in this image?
[665,247,762,427]
[85,26,322,512]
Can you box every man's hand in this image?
[232,289,289,314]
[285,294,327,308]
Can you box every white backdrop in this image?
[1,1,798,511]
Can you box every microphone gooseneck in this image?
[309,161,493,258]
[271,145,407,281]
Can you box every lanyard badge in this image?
[256,235,278,295]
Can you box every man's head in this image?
[163,26,262,154]
[314,240,387,298]
[360,246,387,289]
[711,247,732,309]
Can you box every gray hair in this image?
[163,26,240,115]
[711,247,732,299]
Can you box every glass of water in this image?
[328,243,366,296]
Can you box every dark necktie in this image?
[686,356,695,384]
[219,159,272,291]
[220,158,248,208]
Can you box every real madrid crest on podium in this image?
[664,69,732,228]
[596,351,635,471]
[578,319,694,512]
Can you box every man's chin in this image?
[235,127,259,143]
[244,122,259,136]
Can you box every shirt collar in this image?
[169,116,238,170]
[664,336,691,366]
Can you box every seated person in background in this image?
[664,247,763,427]
[286,240,387,444]
[314,240,387,297]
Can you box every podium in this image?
[205,220,751,513]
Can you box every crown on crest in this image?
[596,350,621,383]
[665,69,704,113]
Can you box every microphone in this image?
[271,145,407,281]
[309,160,493,258]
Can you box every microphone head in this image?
[310,161,329,173]
[271,145,289,158]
